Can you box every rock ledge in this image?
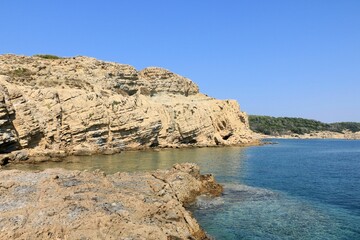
[0,163,222,239]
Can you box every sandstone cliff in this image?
[0,54,255,161]
[0,163,222,239]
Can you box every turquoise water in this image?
[190,139,360,239]
[6,139,360,239]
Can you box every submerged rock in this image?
[0,163,222,239]
[0,54,256,162]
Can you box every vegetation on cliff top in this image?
[249,115,360,135]
[33,54,63,59]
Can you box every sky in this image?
[1,1,359,122]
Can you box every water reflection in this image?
[6,147,248,181]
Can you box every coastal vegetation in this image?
[6,67,33,78]
[249,115,360,135]
[33,54,63,59]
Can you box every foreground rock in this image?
[0,163,222,239]
[0,54,256,163]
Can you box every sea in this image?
[6,139,360,239]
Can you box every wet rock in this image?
[13,150,29,161]
[0,154,10,165]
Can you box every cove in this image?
[6,139,360,239]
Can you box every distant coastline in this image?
[249,115,360,140]
[254,130,360,140]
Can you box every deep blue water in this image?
[191,139,360,239]
[7,139,360,239]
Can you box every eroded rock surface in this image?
[0,54,255,161]
[0,163,222,239]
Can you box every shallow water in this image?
[190,139,360,239]
[5,139,360,239]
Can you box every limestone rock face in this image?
[0,163,222,239]
[139,67,199,96]
[0,54,255,158]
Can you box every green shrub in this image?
[9,68,33,78]
[33,54,62,59]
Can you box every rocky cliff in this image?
[0,54,255,161]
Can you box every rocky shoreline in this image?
[0,163,222,239]
[254,130,360,140]
[0,54,252,238]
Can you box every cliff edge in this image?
[0,55,255,161]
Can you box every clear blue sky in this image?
[1,1,359,122]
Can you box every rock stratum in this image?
[0,163,222,239]
[0,54,255,162]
